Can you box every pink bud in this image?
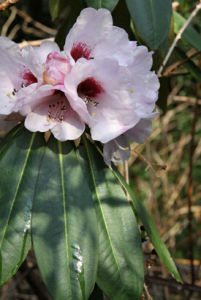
[43,52,71,86]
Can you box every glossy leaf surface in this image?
[32,138,98,300]
[78,138,144,300]
[112,168,183,283]
[126,0,172,49]
[0,126,45,285]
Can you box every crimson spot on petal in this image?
[71,42,91,62]
[77,77,103,98]
[22,69,37,87]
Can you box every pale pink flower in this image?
[102,45,159,165]
[24,90,85,141]
[0,38,61,115]
[63,7,159,163]
[64,7,136,66]
[0,8,159,148]
[0,37,36,115]
[64,52,159,144]
[19,45,85,141]
[43,51,72,86]
[64,58,143,143]
[0,37,84,141]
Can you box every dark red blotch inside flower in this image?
[71,42,91,62]
[23,70,37,87]
[77,77,103,98]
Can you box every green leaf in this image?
[32,138,98,300]
[126,0,172,49]
[111,167,183,283]
[49,0,67,21]
[160,13,175,57]
[175,47,201,84]
[174,11,201,51]
[0,126,45,286]
[86,0,119,11]
[78,137,144,300]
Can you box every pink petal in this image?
[24,92,85,141]
[125,119,153,143]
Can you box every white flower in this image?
[0,8,159,152]
[0,37,85,141]
[64,7,136,66]
[24,90,85,141]
[64,58,143,143]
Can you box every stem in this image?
[124,161,131,202]
[157,2,201,77]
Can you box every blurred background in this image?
[0,0,201,299]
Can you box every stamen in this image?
[12,88,17,96]
[78,77,104,111]
[47,100,67,122]
[83,96,99,107]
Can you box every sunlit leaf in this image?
[32,138,98,300]
[0,126,45,285]
[78,137,144,300]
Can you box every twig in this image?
[157,2,201,77]
[170,95,201,105]
[1,6,17,36]
[18,37,54,49]
[16,8,57,35]
[163,50,201,77]
[0,0,19,10]
[8,23,20,39]
[144,283,153,300]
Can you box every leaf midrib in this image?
[0,132,36,251]
[83,139,121,278]
[58,141,72,299]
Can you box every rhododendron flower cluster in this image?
[0,8,159,165]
